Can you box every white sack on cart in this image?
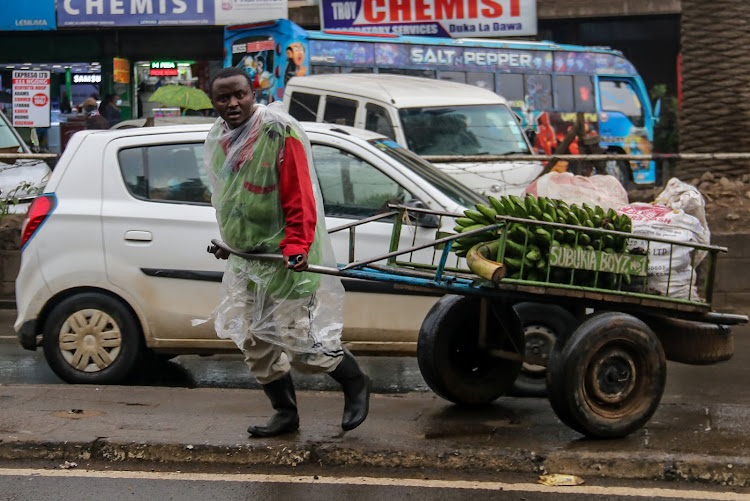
[618,202,706,300]
[654,177,710,263]
[525,172,628,210]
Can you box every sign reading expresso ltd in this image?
[320,0,536,38]
[12,71,51,128]
[57,0,288,27]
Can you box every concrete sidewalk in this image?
[1,383,748,486]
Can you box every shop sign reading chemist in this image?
[321,0,536,38]
[57,0,287,27]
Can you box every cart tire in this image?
[509,303,577,398]
[546,311,666,438]
[417,295,523,405]
[643,316,734,365]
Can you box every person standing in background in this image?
[99,93,121,128]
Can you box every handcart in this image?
[210,204,748,439]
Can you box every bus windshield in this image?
[369,138,485,208]
[398,104,531,157]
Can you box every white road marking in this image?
[0,468,747,499]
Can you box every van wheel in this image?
[43,293,143,384]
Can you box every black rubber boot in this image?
[329,348,371,431]
[247,373,300,437]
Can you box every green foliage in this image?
[0,181,41,219]
[650,84,680,153]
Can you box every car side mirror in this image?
[404,199,440,228]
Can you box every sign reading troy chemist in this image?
[57,0,287,27]
[12,71,51,128]
[321,0,536,38]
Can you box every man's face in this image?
[211,75,255,129]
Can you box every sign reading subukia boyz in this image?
[320,0,536,38]
[548,245,648,277]
[12,71,51,128]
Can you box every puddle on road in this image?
[51,409,105,419]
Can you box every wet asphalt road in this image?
[1,307,748,407]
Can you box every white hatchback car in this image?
[15,121,486,384]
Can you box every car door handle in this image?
[124,230,153,242]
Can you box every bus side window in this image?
[365,103,395,140]
[497,73,524,105]
[288,92,320,122]
[525,74,552,110]
[554,75,575,111]
[311,66,341,75]
[323,96,357,126]
[438,71,467,84]
[467,72,495,92]
[574,76,596,112]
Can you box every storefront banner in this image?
[321,0,536,37]
[12,71,51,128]
[58,0,287,27]
[215,0,288,25]
[0,0,56,30]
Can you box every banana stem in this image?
[467,239,505,283]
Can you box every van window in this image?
[118,143,211,204]
[399,104,531,156]
[323,96,357,126]
[364,103,395,139]
[288,92,320,122]
[311,144,415,218]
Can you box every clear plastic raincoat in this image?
[205,102,344,354]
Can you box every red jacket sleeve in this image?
[278,136,317,256]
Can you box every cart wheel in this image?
[546,311,666,438]
[417,295,523,405]
[509,303,577,398]
[642,315,734,365]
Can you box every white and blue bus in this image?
[225,19,658,184]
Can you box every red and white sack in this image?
[618,203,708,300]
[525,172,628,210]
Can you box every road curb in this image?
[2,438,748,486]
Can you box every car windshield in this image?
[399,104,531,156]
[369,138,486,208]
[0,113,24,153]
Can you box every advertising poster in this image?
[0,0,56,30]
[320,0,536,37]
[12,71,51,128]
[57,0,287,27]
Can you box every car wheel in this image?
[546,311,666,438]
[43,293,143,384]
[509,303,577,398]
[417,295,523,405]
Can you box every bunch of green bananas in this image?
[451,194,634,288]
